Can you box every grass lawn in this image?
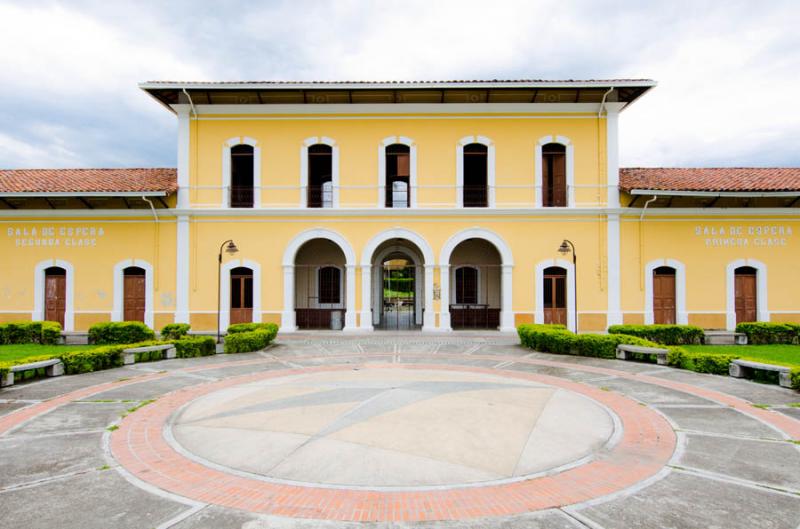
[0,344,95,364]
[683,344,800,369]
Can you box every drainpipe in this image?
[598,87,614,118]
[142,196,160,290]
[182,88,196,116]
[639,195,658,289]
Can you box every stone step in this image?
[704,331,747,345]
[61,332,90,345]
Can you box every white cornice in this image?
[142,80,656,90]
[171,102,627,116]
[2,206,799,219]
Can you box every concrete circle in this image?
[171,367,616,488]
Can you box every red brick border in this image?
[110,363,676,521]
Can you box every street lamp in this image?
[557,239,577,333]
[217,240,239,344]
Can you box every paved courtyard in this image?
[1,333,800,528]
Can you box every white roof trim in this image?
[140,80,657,90]
[0,191,169,198]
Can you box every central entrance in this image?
[369,238,427,330]
[379,255,418,330]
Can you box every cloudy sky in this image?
[1,0,798,169]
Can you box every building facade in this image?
[1,80,798,333]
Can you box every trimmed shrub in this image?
[59,345,127,374]
[160,323,191,340]
[791,369,800,390]
[517,324,661,359]
[172,336,216,358]
[40,322,62,344]
[226,322,279,336]
[573,333,662,359]
[666,347,738,375]
[224,329,276,353]
[735,322,800,345]
[88,322,155,345]
[607,324,704,345]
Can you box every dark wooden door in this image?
[230,272,253,325]
[543,145,566,207]
[543,270,567,325]
[123,275,146,322]
[735,273,757,324]
[653,273,676,324]
[45,274,66,327]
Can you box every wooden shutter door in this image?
[735,274,757,324]
[45,275,66,327]
[230,273,253,325]
[543,272,567,325]
[124,275,146,322]
[653,274,676,324]
[551,153,567,207]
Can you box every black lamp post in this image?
[217,240,239,344]
[558,239,577,333]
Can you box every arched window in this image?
[463,143,488,207]
[385,144,410,208]
[123,266,146,323]
[44,267,67,327]
[652,266,676,324]
[308,144,333,208]
[230,144,254,208]
[734,266,758,324]
[543,266,567,325]
[454,266,479,304]
[230,266,254,325]
[318,266,341,305]
[542,143,566,207]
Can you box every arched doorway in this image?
[44,267,67,327]
[122,266,146,323]
[447,239,502,329]
[369,239,426,330]
[734,266,758,324]
[294,239,348,330]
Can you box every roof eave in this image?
[626,189,800,197]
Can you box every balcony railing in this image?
[462,186,488,207]
[230,186,254,208]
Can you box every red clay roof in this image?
[619,168,800,193]
[0,168,177,194]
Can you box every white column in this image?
[607,213,622,327]
[500,264,515,331]
[176,106,191,210]
[175,215,190,323]
[423,265,436,331]
[606,110,620,209]
[438,264,451,330]
[280,264,297,332]
[359,264,373,330]
[343,264,357,331]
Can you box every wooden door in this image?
[735,272,757,324]
[123,275,146,322]
[230,272,253,325]
[543,269,567,325]
[543,145,566,207]
[45,273,66,327]
[653,272,676,324]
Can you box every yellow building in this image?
[1,80,798,334]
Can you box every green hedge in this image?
[0,321,62,345]
[172,336,215,358]
[224,329,277,353]
[735,322,800,345]
[517,324,661,359]
[59,344,127,374]
[665,347,738,375]
[226,322,279,335]
[88,322,155,345]
[606,324,704,345]
[160,323,191,340]
[791,369,800,390]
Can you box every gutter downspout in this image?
[182,88,196,116]
[639,195,658,289]
[142,196,160,290]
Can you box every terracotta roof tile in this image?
[0,168,177,194]
[619,168,800,193]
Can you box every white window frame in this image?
[535,135,574,208]
[378,136,417,208]
[456,135,495,208]
[315,265,345,309]
[644,259,687,325]
[112,259,154,329]
[450,265,482,305]
[300,136,339,208]
[221,137,261,208]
